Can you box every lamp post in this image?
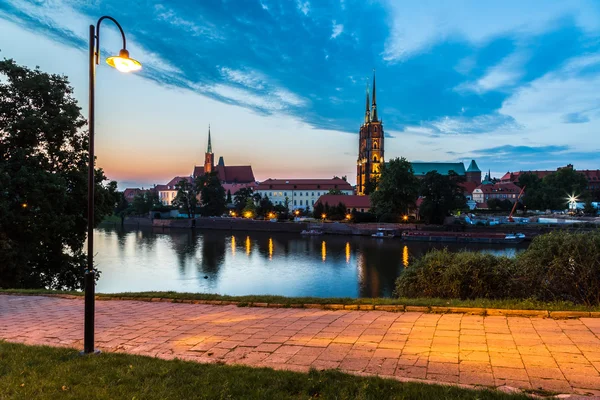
[84,16,141,355]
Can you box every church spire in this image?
[207,124,212,154]
[371,70,378,122]
[364,82,370,123]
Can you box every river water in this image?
[94,225,527,298]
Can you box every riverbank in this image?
[110,216,596,238]
[3,290,599,316]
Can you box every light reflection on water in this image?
[94,225,527,298]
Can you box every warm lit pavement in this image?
[2,296,600,396]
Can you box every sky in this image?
[1,0,600,189]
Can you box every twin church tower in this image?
[357,73,384,195]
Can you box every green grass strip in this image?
[2,289,599,312]
[0,342,529,400]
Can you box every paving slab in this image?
[1,294,600,395]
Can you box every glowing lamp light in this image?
[402,215,409,221]
[345,213,352,220]
[244,211,253,219]
[294,210,300,215]
[321,213,326,219]
[21,203,28,208]
[106,49,142,73]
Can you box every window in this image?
[284,192,287,196]
[373,142,378,149]
[312,192,314,196]
[270,192,272,196]
[294,200,297,205]
[312,200,315,205]
[317,192,320,196]
[306,192,308,196]
[373,156,377,162]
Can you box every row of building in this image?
[125,73,598,214]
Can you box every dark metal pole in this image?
[84,23,97,355]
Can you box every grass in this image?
[2,288,599,312]
[0,342,530,400]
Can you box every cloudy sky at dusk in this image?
[1,0,599,188]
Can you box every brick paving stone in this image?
[2,295,600,394]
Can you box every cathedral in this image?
[356,73,384,195]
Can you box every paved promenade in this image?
[2,295,600,396]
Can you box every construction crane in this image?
[507,185,526,222]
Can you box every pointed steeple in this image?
[364,82,370,123]
[371,70,378,122]
[207,125,212,154]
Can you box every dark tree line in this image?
[370,157,466,224]
[0,60,119,289]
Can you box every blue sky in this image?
[1,0,599,188]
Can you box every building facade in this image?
[158,127,256,205]
[472,182,522,204]
[357,73,384,196]
[256,178,353,211]
[315,194,371,213]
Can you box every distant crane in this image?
[507,185,526,222]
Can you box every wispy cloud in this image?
[331,21,344,39]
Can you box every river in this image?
[94,225,527,298]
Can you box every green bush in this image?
[516,231,600,306]
[395,230,600,305]
[395,249,517,300]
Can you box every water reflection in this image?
[95,225,527,298]
[402,245,409,268]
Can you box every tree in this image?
[364,175,379,195]
[131,191,159,215]
[583,200,597,216]
[197,172,226,216]
[327,188,345,195]
[518,169,590,211]
[257,194,274,218]
[242,197,256,218]
[0,59,116,289]
[370,157,420,221]
[313,202,325,219]
[226,189,232,204]
[487,198,500,211]
[172,178,198,219]
[419,171,466,224]
[543,167,589,210]
[234,187,253,212]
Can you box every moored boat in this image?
[401,231,525,244]
[371,229,395,238]
[301,229,323,236]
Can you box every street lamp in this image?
[84,16,141,355]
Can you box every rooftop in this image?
[258,178,353,191]
[410,162,466,176]
[315,194,371,209]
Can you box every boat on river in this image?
[401,231,525,244]
[371,228,395,239]
[301,229,323,236]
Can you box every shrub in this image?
[395,249,517,300]
[515,231,600,306]
[395,231,600,306]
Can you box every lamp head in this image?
[106,49,142,73]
